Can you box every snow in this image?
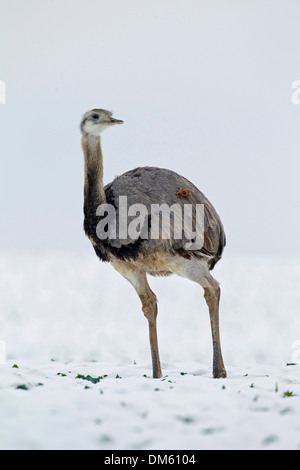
[0,251,300,450]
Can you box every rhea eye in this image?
[91,114,101,121]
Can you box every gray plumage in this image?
[104,166,225,269]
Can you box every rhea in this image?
[81,109,227,379]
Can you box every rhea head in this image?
[81,109,124,136]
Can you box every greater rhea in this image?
[81,109,226,379]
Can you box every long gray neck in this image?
[82,133,107,241]
[82,133,106,207]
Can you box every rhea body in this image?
[81,109,226,379]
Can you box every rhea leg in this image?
[140,289,162,379]
[173,259,226,378]
[203,280,226,378]
[111,262,162,378]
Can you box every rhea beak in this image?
[110,117,124,124]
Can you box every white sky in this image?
[0,0,300,256]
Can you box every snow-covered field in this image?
[1,251,300,450]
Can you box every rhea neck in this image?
[82,132,106,206]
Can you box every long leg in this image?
[111,262,162,378]
[173,259,226,378]
[203,279,226,378]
